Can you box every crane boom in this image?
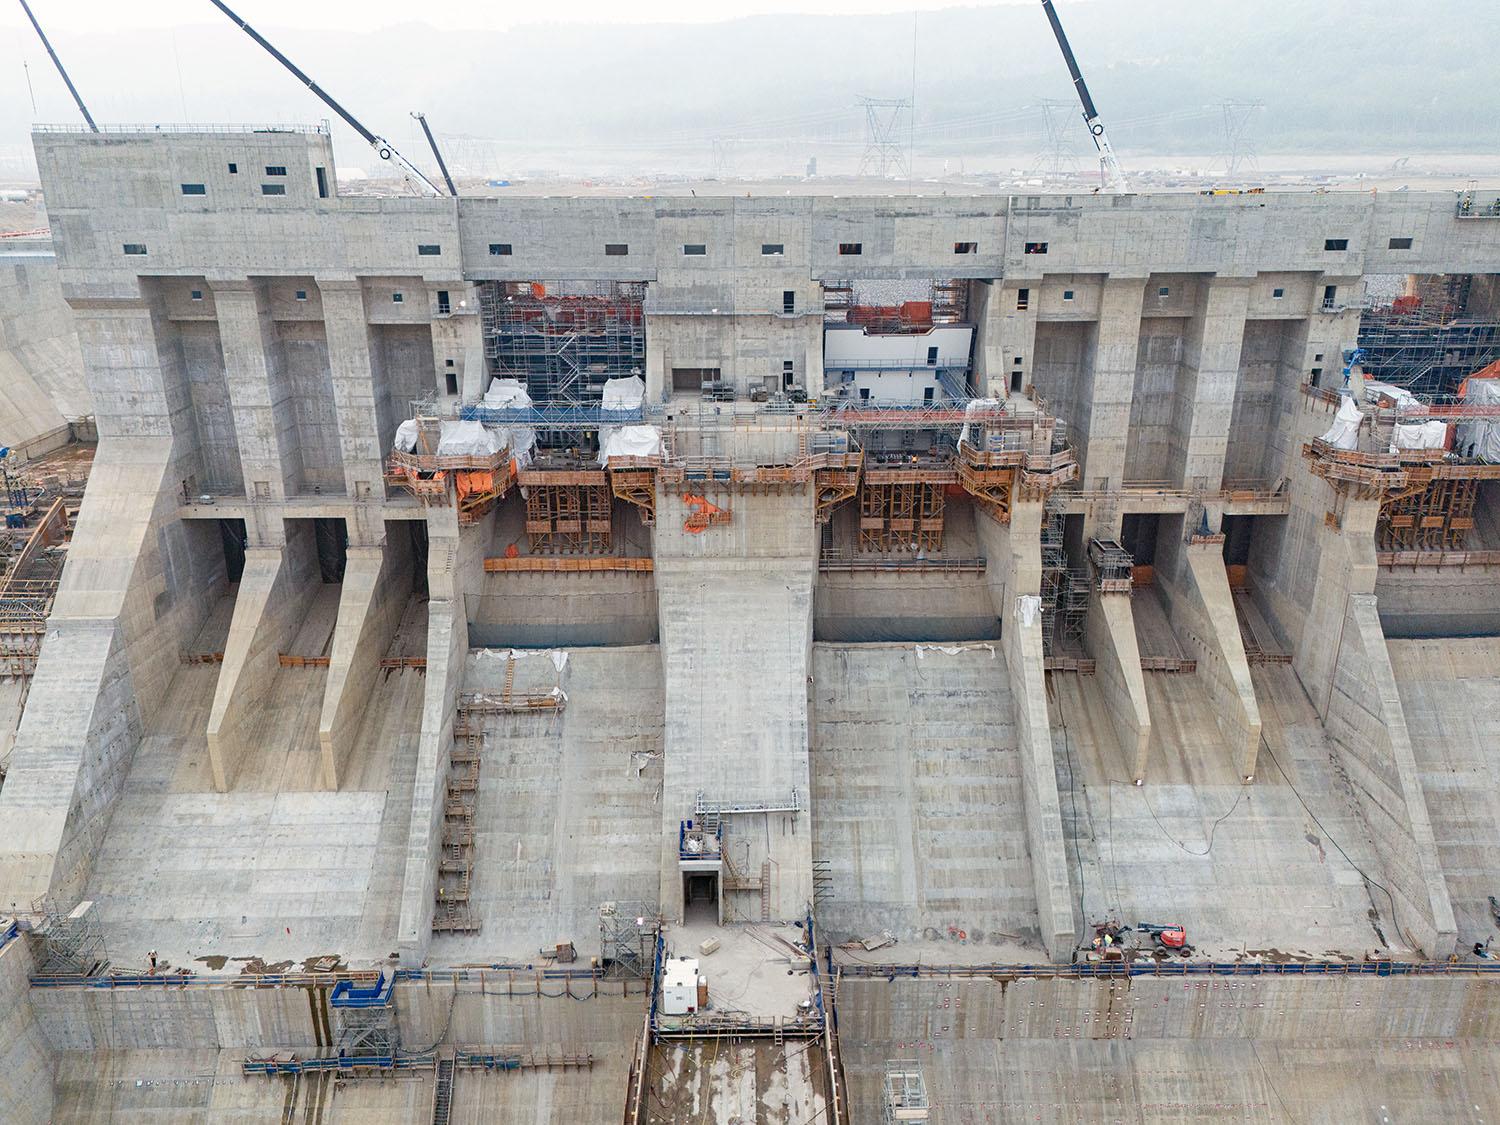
[1039,0,1127,193]
[412,113,457,197]
[17,0,97,132]
[206,0,441,196]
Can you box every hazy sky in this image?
[7,0,1029,32]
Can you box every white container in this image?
[660,957,700,1016]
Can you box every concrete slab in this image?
[810,643,1042,959]
[1050,665,1399,958]
[429,645,663,965]
[1390,636,1500,948]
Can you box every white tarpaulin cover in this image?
[599,425,663,464]
[483,378,532,409]
[393,418,419,453]
[1458,379,1500,462]
[1364,381,1424,412]
[958,397,1002,447]
[1015,595,1041,628]
[601,375,646,411]
[437,419,503,457]
[1390,420,1448,452]
[1318,396,1363,451]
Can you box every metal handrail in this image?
[34,121,330,135]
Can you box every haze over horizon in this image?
[3,0,1496,181]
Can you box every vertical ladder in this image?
[431,1055,455,1125]
[760,860,772,922]
[501,655,517,708]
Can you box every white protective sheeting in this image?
[437,419,503,457]
[958,397,1002,447]
[1390,420,1449,452]
[393,418,419,453]
[601,375,646,411]
[599,425,664,465]
[1458,379,1500,463]
[1364,381,1424,412]
[483,378,532,409]
[1318,396,1364,451]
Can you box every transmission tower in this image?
[1031,99,1082,182]
[857,96,912,179]
[1219,101,1263,179]
[710,137,737,180]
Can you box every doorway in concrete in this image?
[682,872,720,926]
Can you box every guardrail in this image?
[458,404,645,427]
[34,121,331,135]
[836,958,1500,979]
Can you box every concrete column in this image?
[1075,278,1146,492]
[396,505,492,966]
[1169,277,1251,492]
[1084,589,1152,781]
[975,499,1077,961]
[645,314,667,404]
[973,280,1037,399]
[653,489,817,923]
[212,280,301,500]
[428,281,482,405]
[318,280,385,502]
[318,530,413,790]
[205,520,320,792]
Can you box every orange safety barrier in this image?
[682,493,731,534]
[455,469,495,500]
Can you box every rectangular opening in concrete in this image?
[822,278,973,405]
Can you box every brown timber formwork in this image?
[520,469,612,553]
[1378,475,1479,550]
[608,460,659,527]
[858,470,948,553]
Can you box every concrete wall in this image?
[318,525,415,790]
[0,243,89,455]
[1324,594,1457,957]
[1084,591,1151,781]
[975,503,1077,961]
[0,290,229,910]
[205,519,322,792]
[0,938,54,1125]
[396,506,494,966]
[654,488,818,921]
[1154,533,1263,778]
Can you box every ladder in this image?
[501,655,517,708]
[760,860,772,922]
[431,1054,455,1125]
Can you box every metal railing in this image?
[34,121,330,135]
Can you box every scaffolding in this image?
[1378,475,1479,550]
[1359,280,1500,397]
[882,1061,930,1124]
[859,458,950,552]
[598,902,660,980]
[479,281,646,407]
[521,467,613,554]
[823,279,970,328]
[1040,496,1088,656]
[1087,538,1135,593]
[331,975,399,1058]
[29,898,108,976]
[434,706,482,934]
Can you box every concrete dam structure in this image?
[4,124,1500,1121]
